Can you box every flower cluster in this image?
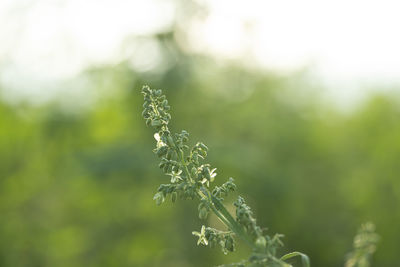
[192,226,235,254]
[234,197,264,243]
[142,85,228,205]
[142,86,310,267]
[213,178,236,201]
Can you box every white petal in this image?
[154,133,160,141]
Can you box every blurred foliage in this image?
[345,222,379,267]
[1,30,400,267]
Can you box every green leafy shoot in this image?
[141,85,310,266]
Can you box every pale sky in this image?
[0,0,399,106]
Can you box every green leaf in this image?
[280,252,310,267]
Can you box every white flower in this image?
[192,226,208,245]
[167,170,182,183]
[201,168,217,187]
[154,133,166,147]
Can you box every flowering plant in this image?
[141,85,309,267]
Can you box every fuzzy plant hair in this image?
[141,85,310,267]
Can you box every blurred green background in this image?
[1,1,400,267]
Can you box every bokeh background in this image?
[1,0,400,266]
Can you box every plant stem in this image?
[210,192,256,249]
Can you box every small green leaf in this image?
[280,252,310,267]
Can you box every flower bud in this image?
[171,192,177,203]
[199,143,208,151]
[191,167,197,178]
[151,120,162,127]
[142,86,151,94]
[166,150,173,160]
[225,236,235,252]
[167,136,175,146]
[199,207,209,220]
[155,146,168,157]
[153,192,165,206]
[255,236,267,249]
